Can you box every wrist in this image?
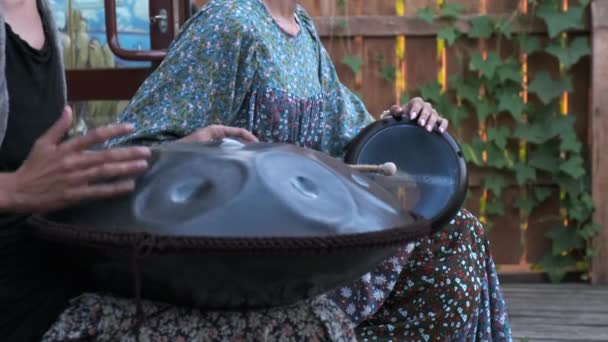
[0,172,19,212]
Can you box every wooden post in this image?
[591,0,608,285]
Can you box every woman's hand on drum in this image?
[0,107,151,213]
[388,97,449,133]
[179,125,259,143]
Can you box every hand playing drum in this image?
[383,97,449,133]
[179,124,258,143]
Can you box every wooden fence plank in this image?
[313,14,590,37]
[591,0,608,285]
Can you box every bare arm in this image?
[0,172,17,212]
[0,107,151,214]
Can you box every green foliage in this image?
[438,27,460,46]
[485,175,507,197]
[537,4,585,38]
[538,254,577,283]
[342,55,364,75]
[546,225,585,255]
[375,53,396,82]
[516,35,543,55]
[417,7,435,24]
[392,0,596,282]
[469,52,502,78]
[439,3,465,19]
[469,16,494,39]
[546,37,591,69]
[528,72,573,104]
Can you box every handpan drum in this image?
[28,140,429,309]
[345,116,468,230]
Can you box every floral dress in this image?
[43,1,512,341]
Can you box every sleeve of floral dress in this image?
[318,46,375,158]
[106,2,258,147]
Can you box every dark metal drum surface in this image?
[345,117,468,231]
[28,140,429,309]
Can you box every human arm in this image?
[106,3,259,147]
[0,107,150,213]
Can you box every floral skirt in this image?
[42,210,511,342]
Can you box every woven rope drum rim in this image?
[27,215,430,256]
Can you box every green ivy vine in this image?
[336,0,598,282]
[415,0,597,282]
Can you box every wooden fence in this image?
[282,0,604,281]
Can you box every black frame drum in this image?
[345,116,468,231]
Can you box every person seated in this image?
[0,0,512,340]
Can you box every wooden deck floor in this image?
[503,284,608,342]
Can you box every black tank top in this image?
[0,11,64,170]
[0,4,77,341]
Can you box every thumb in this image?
[38,106,73,145]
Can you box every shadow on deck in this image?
[503,284,608,342]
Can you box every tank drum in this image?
[29,140,429,309]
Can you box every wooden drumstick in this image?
[349,162,398,176]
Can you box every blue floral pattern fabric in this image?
[42,0,514,341]
[108,0,373,157]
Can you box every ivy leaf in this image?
[516,35,542,55]
[560,131,582,153]
[514,162,537,185]
[438,27,460,46]
[537,254,577,283]
[546,225,585,255]
[417,7,435,24]
[474,98,493,122]
[528,72,573,104]
[399,92,411,105]
[442,105,469,128]
[560,155,586,178]
[534,186,554,203]
[342,55,364,75]
[537,5,585,38]
[513,123,554,144]
[567,193,594,222]
[469,15,494,39]
[419,82,443,104]
[487,127,510,150]
[379,64,396,82]
[554,173,586,199]
[487,143,512,169]
[496,59,523,84]
[579,223,601,239]
[546,37,591,69]
[550,115,576,136]
[528,103,559,125]
[439,3,465,19]
[494,18,513,39]
[514,196,537,216]
[497,93,526,121]
[529,144,560,173]
[461,137,484,166]
[486,199,505,216]
[484,175,507,197]
[469,52,502,79]
[455,79,481,105]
